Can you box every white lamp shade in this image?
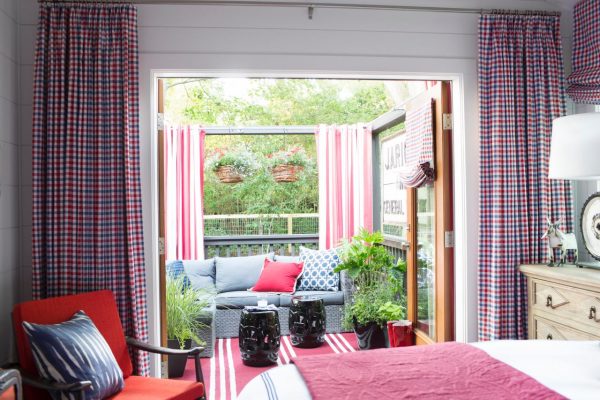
[549,113,600,180]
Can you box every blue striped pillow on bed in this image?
[22,310,124,400]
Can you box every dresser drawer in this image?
[534,316,598,340]
[532,279,600,332]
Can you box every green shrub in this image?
[166,276,211,349]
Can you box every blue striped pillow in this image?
[22,310,124,400]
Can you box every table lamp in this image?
[549,113,600,267]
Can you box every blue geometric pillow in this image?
[22,310,124,400]
[297,247,340,291]
[166,259,191,289]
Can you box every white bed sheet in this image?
[238,340,600,400]
[471,340,600,399]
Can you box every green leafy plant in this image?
[377,301,405,322]
[166,276,211,349]
[334,229,396,283]
[207,147,259,177]
[343,282,395,328]
[336,229,407,329]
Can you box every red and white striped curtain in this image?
[399,100,435,188]
[567,0,600,103]
[32,3,149,374]
[164,126,206,260]
[478,12,573,341]
[316,124,373,249]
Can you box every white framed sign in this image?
[381,132,407,240]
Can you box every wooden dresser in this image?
[520,264,600,340]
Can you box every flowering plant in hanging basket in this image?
[268,147,310,183]
[207,148,259,184]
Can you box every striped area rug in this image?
[177,333,359,400]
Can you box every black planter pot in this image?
[353,318,387,350]
[168,338,191,378]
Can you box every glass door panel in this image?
[416,184,435,340]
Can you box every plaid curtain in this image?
[567,0,600,103]
[399,99,434,188]
[478,13,573,340]
[32,3,149,374]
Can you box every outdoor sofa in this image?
[168,252,352,357]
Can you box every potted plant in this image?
[166,275,210,378]
[268,147,310,182]
[207,148,259,183]
[335,229,406,350]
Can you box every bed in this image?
[238,340,600,399]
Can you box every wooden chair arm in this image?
[20,372,91,399]
[125,337,204,356]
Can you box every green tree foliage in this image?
[164,78,394,217]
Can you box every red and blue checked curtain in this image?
[32,3,149,374]
[478,12,573,340]
[399,99,434,188]
[567,0,600,103]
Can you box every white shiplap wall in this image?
[0,0,20,365]
[15,0,573,373]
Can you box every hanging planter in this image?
[271,164,305,182]
[268,147,311,183]
[215,165,244,183]
[207,148,259,184]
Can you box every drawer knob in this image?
[546,295,553,308]
[589,306,600,322]
[546,334,553,340]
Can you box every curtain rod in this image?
[37,1,562,17]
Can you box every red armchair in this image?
[12,290,204,400]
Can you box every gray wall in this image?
[0,0,20,366]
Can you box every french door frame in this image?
[152,74,468,375]
[405,81,454,344]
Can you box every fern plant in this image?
[166,276,211,349]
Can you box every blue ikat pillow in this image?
[22,310,124,400]
[166,259,191,289]
[297,247,340,291]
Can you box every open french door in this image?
[157,78,168,375]
[405,81,454,344]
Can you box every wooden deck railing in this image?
[204,234,319,258]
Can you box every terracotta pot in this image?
[167,338,191,378]
[271,164,304,182]
[215,165,244,183]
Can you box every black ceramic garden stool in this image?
[289,296,326,348]
[238,305,281,366]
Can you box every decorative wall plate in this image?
[581,193,600,261]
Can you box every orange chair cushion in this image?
[12,290,134,380]
[109,376,204,400]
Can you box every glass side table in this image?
[0,369,22,400]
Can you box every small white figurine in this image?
[542,218,565,267]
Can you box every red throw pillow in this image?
[250,259,304,293]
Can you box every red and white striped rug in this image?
[177,333,359,400]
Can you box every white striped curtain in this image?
[164,125,206,260]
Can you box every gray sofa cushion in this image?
[215,253,274,293]
[279,291,344,307]
[183,259,216,291]
[273,255,301,263]
[215,291,280,309]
